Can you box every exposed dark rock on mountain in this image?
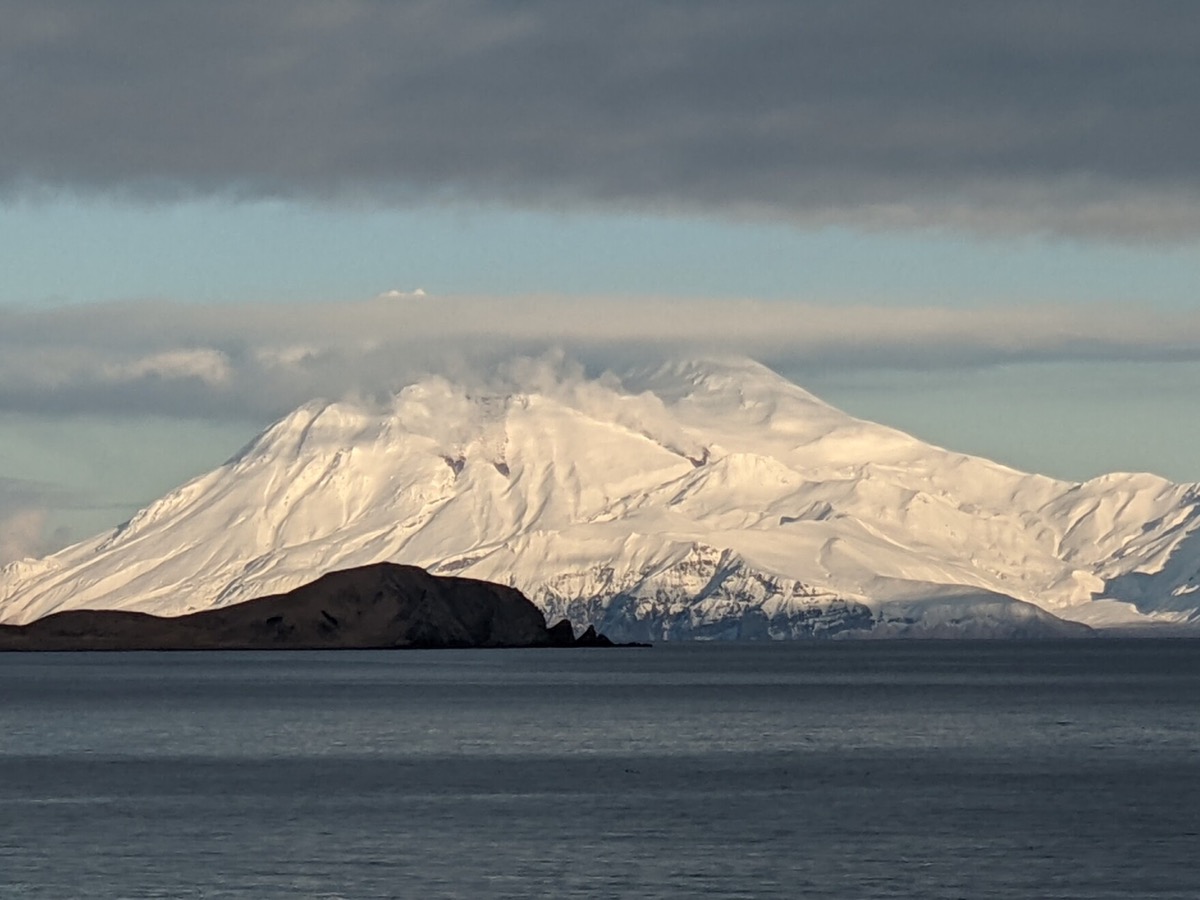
[0,563,624,651]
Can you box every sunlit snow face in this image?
[3,358,1197,640]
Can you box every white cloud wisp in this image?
[2,294,1198,421]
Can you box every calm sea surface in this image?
[1,641,1198,899]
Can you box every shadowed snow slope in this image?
[3,358,1198,639]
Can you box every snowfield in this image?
[3,358,1199,639]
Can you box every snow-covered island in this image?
[3,359,1199,640]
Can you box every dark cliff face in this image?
[0,563,604,651]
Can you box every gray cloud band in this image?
[4,1,1200,237]
[1,296,1198,419]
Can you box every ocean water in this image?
[1,641,1198,899]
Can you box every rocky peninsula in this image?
[0,563,624,651]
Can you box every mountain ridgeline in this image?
[3,358,1199,639]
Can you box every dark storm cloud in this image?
[3,1,1199,236]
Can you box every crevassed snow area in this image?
[2,358,1199,638]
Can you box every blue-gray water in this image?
[2,641,1198,899]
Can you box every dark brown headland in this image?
[0,563,640,651]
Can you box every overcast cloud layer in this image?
[5,0,1200,237]
[2,295,1198,420]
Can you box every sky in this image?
[2,0,1200,562]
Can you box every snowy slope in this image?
[3,358,1199,639]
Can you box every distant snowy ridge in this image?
[3,357,1199,639]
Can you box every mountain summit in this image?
[3,358,1199,638]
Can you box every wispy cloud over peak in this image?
[100,349,234,386]
[1,294,1198,420]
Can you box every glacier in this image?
[3,357,1199,639]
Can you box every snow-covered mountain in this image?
[4,358,1200,639]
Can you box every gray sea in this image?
[1,641,1198,899]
